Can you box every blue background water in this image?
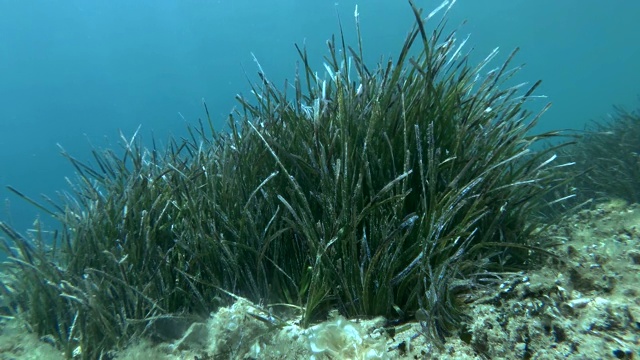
[1,0,638,234]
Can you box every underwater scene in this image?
[1,0,639,359]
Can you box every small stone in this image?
[627,250,640,265]
[514,343,527,358]
[567,298,591,309]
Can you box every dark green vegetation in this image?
[559,105,640,204]
[0,2,572,358]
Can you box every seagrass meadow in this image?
[557,105,640,205]
[0,1,574,358]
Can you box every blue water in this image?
[1,0,639,234]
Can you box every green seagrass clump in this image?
[558,105,640,204]
[0,1,572,358]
